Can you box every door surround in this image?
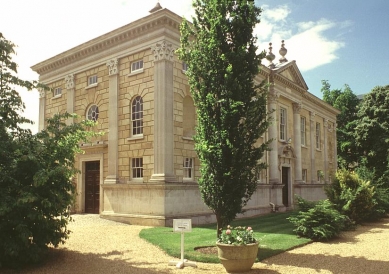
[77,153,104,213]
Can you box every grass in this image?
[139,211,311,263]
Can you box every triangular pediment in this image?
[273,61,308,91]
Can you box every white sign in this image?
[173,219,192,233]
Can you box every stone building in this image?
[31,4,340,226]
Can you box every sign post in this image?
[168,219,197,269]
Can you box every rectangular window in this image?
[131,60,144,72]
[280,107,287,140]
[301,116,306,146]
[183,158,194,180]
[316,122,321,149]
[302,169,307,182]
[317,170,324,182]
[54,87,62,97]
[182,62,189,72]
[131,158,143,179]
[88,75,98,86]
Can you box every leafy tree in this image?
[0,33,96,268]
[178,0,270,236]
[321,80,360,168]
[354,85,389,181]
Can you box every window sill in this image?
[126,135,144,141]
[127,69,144,77]
[301,145,308,149]
[182,136,194,141]
[52,94,62,100]
[85,83,98,90]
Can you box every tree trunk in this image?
[216,212,223,239]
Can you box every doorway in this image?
[282,167,290,207]
[85,161,100,214]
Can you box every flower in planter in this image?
[218,225,258,245]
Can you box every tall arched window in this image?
[131,96,143,135]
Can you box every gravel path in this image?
[3,214,389,274]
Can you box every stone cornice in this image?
[31,9,182,78]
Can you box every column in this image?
[323,118,329,183]
[65,74,75,125]
[267,77,279,184]
[150,40,176,182]
[104,58,119,184]
[334,123,338,169]
[292,103,303,183]
[310,111,316,183]
[38,89,46,131]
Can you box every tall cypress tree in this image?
[178,0,270,235]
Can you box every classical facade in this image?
[31,4,340,226]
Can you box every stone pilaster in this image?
[310,111,316,183]
[323,118,329,183]
[267,77,279,185]
[293,103,303,183]
[104,58,119,184]
[38,89,46,131]
[65,74,75,125]
[334,123,338,169]
[150,41,176,182]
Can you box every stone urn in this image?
[216,242,259,273]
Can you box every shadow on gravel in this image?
[1,248,172,274]
[262,252,389,274]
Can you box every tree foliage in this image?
[321,80,360,168]
[354,85,389,180]
[178,0,270,235]
[0,33,97,268]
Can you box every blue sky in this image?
[1,0,388,132]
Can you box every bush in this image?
[0,114,96,268]
[325,169,376,223]
[288,197,349,241]
[355,165,389,220]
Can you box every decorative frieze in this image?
[106,58,118,75]
[64,74,74,89]
[151,40,175,62]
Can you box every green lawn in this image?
[139,211,311,263]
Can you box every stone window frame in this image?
[302,169,307,182]
[85,75,98,89]
[86,104,99,122]
[53,87,62,98]
[131,96,143,137]
[131,157,143,181]
[301,116,306,146]
[182,62,189,73]
[131,59,144,74]
[183,157,194,181]
[279,107,287,141]
[316,122,321,150]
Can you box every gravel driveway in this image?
[3,214,389,274]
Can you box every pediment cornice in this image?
[31,9,182,77]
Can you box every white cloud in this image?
[256,6,349,72]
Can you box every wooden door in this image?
[282,167,289,207]
[85,161,100,214]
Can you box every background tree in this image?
[178,0,270,235]
[321,80,360,168]
[354,85,389,182]
[0,33,96,268]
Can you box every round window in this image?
[87,105,99,121]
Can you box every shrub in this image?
[288,197,349,241]
[325,169,376,223]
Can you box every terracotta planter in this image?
[216,242,259,273]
